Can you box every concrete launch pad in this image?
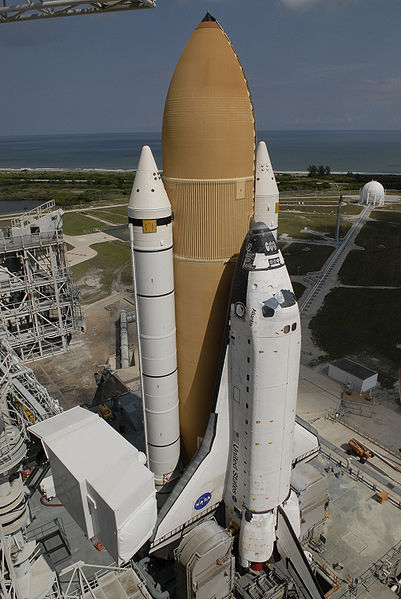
[306,453,401,598]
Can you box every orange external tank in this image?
[162,13,255,461]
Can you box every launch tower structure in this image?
[0,201,83,362]
[0,333,62,599]
[0,0,155,24]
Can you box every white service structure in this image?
[128,146,180,487]
[328,358,377,393]
[225,222,301,567]
[29,407,157,565]
[359,180,385,206]
[254,141,280,238]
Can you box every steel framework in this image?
[0,201,83,363]
[0,0,155,23]
[0,332,62,599]
[0,333,61,423]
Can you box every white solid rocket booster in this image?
[254,141,280,238]
[128,145,180,487]
[226,222,301,567]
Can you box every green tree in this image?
[307,164,318,177]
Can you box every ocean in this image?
[0,130,400,174]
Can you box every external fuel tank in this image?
[162,13,255,461]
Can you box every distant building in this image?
[359,180,385,206]
[328,358,377,393]
[0,201,83,361]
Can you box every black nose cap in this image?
[202,11,216,22]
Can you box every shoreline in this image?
[1,167,401,176]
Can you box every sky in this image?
[1,0,401,135]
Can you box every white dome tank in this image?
[360,180,385,206]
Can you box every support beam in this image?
[0,0,155,23]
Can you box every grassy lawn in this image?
[278,213,322,240]
[340,218,401,286]
[292,282,306,301]
[87,208,127,225]
[310,288,401,388]
[281,205,339,215]
[371,210,401,225]
[72,240,131,304]
[105,205,128,217]
[380,203,401,211]
[283,243,334,275]
[278,212,351,240]
[341,203,364,215]
[62,213,106,235]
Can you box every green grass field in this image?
[381,203,401,211]
[310,288,401,387]
[106,205,128,217]
[283,243,334,275]
[72,240,131,303]
[62,213,106,236]
[341,203,364,215]
[86,208,127,225]
[281,205,362,217]
[371,210,401,224]
[278,211,352,240]
[339,217,401,286]
[281,205,338,215]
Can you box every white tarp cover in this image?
[30,407,157,564]
[293,423,319,463]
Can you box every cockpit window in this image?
[262,305,275,318]
[280,289,296,307]
[262,289,297,318]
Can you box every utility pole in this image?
[335,195,343,242]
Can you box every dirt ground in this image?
[31,291,136,410]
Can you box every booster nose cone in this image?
[255,141,278,197]
[128,145,171,221]
[254,141,279,232]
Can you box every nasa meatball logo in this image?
[194,492,212,511]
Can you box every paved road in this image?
[64,232,117,267]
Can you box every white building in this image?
[328,358,377,393]
[359,180,385,206]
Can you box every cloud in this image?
[303,62,374,79]
[356,76,401,94]
[281,0,359,9]
[281,0,320,8]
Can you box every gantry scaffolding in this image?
[0,332,62,599]
[0,0,155,23]
[0,201,83,363]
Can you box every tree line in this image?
[307,164,331,177]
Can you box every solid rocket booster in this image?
[162,13,255,461]
[128,145,180,487]
[226,222,301,567]
[254,141,280,237]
